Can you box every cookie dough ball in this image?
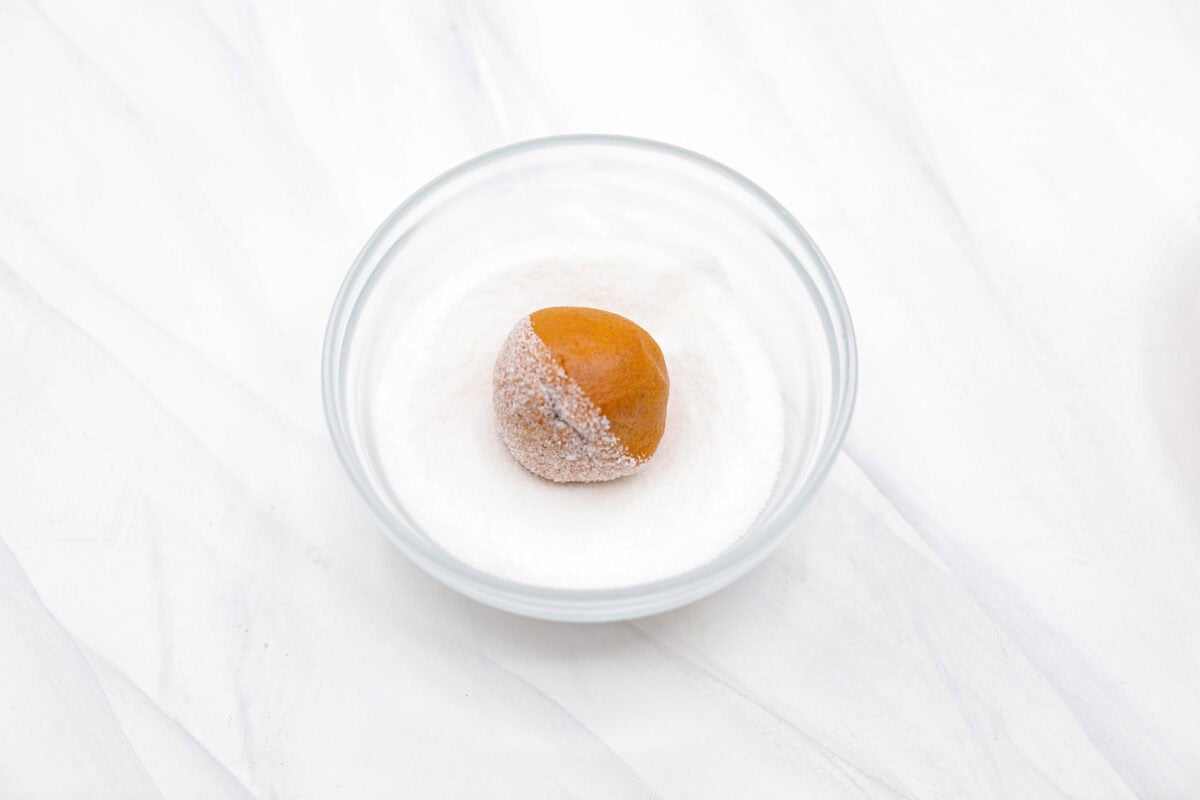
[493,306,670,482]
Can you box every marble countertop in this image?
[3,1,1198,797]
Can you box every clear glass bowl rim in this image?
[322,134,858,622]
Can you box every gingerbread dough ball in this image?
[493,306,670,482]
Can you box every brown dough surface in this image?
[530,306,669,461]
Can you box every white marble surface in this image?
[2,0,1198,796]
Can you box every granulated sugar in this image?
[372,250,784,589]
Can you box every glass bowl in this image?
[322,135,856,622]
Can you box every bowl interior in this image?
[324,136,855,620]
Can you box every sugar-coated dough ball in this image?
[493,306,670,483]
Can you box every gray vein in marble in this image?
[627,622,913,800]
[841,446,1173,798]
[231,592,262,787]
[82,643,259,800]
[23,0,147,127]
[444,0,511,141]
[0,536,166,798]
[18,0,327,380]
[142,497,178,698]
[460,649,664,799]
[184,0,346,228]
[0,207,311,440]
[0,254,278,513]
[441,0,561,141]
[838,2,1032,341]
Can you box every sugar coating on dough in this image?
[493,316,641,482]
